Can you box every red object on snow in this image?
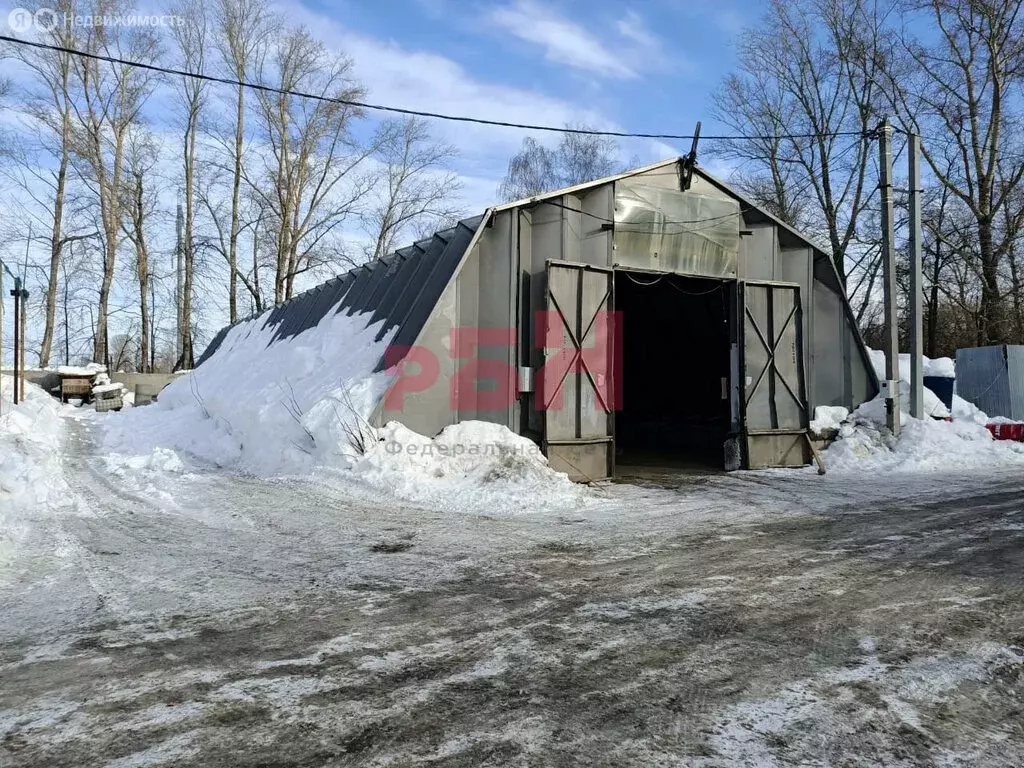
[986,422,1024,441]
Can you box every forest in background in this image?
[1,0,1023,373]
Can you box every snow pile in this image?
[824,411,1024,472]
[104,447,185,475]
[818,349,1024,471]
[0,377,70,565]
[809,406,849,438]
[951,394,991,426]
[103,305,396,476]
[867,349,954,381]
[343,421,590,513]
[866,349,950,418]
[97,300,596,512]
[56,363,104,376]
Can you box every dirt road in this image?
[2,419,1023,766]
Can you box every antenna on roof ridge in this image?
[681,121,701,191]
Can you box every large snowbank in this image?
[822,350,1024,472]
[102,303,589,512]
[0,377,70,565]
[104,306,396,476]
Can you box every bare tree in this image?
[169,0,210,370]
[878,0,1024,345]
[1,0,93,367]
[497,125,621,202]
[249,28,377,302]
[709,0,888,288]
[363,116,461,260]
[70,1,161,366]
[214,0,273,322]
[120,129,159,372]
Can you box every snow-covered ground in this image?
[4,337,1024,765]
[2,410,1022,767]
[0,377,80,568]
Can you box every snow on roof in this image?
[56,363,105,376]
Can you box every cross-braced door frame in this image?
[540,260,615,482]
[739,281,810,468]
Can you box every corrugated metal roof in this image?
[195,214,484,367]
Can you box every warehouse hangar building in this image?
[201,157,878,481]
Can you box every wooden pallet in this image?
[60,377,94,402]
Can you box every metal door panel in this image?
[541,261,614,481]
[741,282,810,468]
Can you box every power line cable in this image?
[0,34,871,142]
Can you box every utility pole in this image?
[11,277,21,405]
[0,261,4,415]
[19,285,27,403]
[150,278,157,372]
[878,119,901,437]
[175,200,184,361]
[908,133,924,420]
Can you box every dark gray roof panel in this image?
[361,254,406,311]
[381,219,476,359]
[196,325,231,366]
[270,284,324,343]
[336,263,377,315]
[373,229,451,343]
[194,215,484,371]
[346,255,396,316]
[370,252,422,328]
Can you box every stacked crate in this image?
[93,383,124,413]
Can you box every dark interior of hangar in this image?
[615,271,733,469]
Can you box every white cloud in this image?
[490,0,636,79]
[617,10,659,49]
[276,0,619,209]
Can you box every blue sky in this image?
[0,0,762,360]
[278,0,757,208]
[0,0,760,215]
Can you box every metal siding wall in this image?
[1008,346,1024,420]
[521,210,544,436]
[811,278,848,407]
[531,203,563,264]
[379,279,460,435]
[581,185,614,267]
[738,225,776,281]
[956,346,1011,418]
[561,195,582,264]
[475,211,516,426]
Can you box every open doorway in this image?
[614,271,734,470]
